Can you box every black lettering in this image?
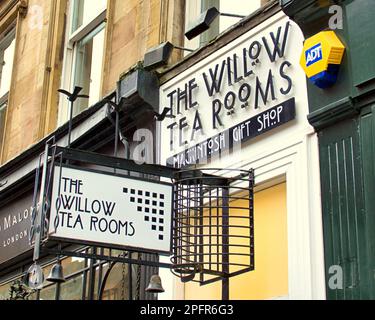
[102,201,116,217]
[61,177,70,193]
[90,216,98,231]
[188,78,199,109]
[212,99,223,129]
[109,220,118,234]
[167,90,177,116]
[99,218,108,232]
[233,54,243,84]
[128,222,135,237]
[262,22,290,62]
[61,195,74,210]
[243,48,254,78]
[179,117,188,147]
[67,213,74,228]
[84,198,91,213]
[177,84,188,114]
[73,215,84,230]
[167,122,177,151]
[224,91,236,110]
[191,111,203,141]
[92,200,102,214]
[249,41,262,60]
[59,211,68,227]
[119,220,128,235]
[203,61,226,97]
[227,57,233,86]
[255,70,276,108]
[239,83,251,103]
[279,61,293,95]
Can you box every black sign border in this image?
[47,164,174,257]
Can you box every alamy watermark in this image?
[28,5,43,31]
[328,265,343,290]
[328,5,344,30]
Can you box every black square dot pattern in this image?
[123,187,168,241]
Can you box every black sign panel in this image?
[167,98,296,168]
[0,193,33,265]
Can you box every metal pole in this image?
[114,109,119,158]
[173,45,194,53]
[98,261,117,300]
[128,252,133,300]
[219,13,245,19]
[68,100,74,149]
[113,108,120,176]
[88,247,97,300]
[33,143,50,262]
[222,186,230,301]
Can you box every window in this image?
[185,0,269,52]
[0,25,16,152]
[184,183,288,300]
[59,0,107,122]
[0,98,7,152]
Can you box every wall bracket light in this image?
[144,41,194,70]
[185,7,245,41]
[58,86,89,148]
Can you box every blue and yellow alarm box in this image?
[300,31,345,89]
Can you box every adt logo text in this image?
[306,43,323,67]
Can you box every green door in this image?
[319,117,373,299]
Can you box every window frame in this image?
[0,94,8,141]
[59,0,107,125]
[0,26,16,98]
[0,24,16,158]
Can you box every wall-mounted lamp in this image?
[185,7,245,41]
[143,41,194,70]
[58,87,89,148]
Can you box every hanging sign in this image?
[48,166,173,255]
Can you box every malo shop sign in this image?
[0,193,34,265]
[48,166,173,254]
[160,16,299,168]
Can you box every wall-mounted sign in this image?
[48,166,173,255]
[160,14,304,168]
[168,98,296,168]
[0,193,33,266]
[300,31,345,89]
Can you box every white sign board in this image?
[48,166,173,254]
[160,13,308,169]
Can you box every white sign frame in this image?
[48,165,173,255]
